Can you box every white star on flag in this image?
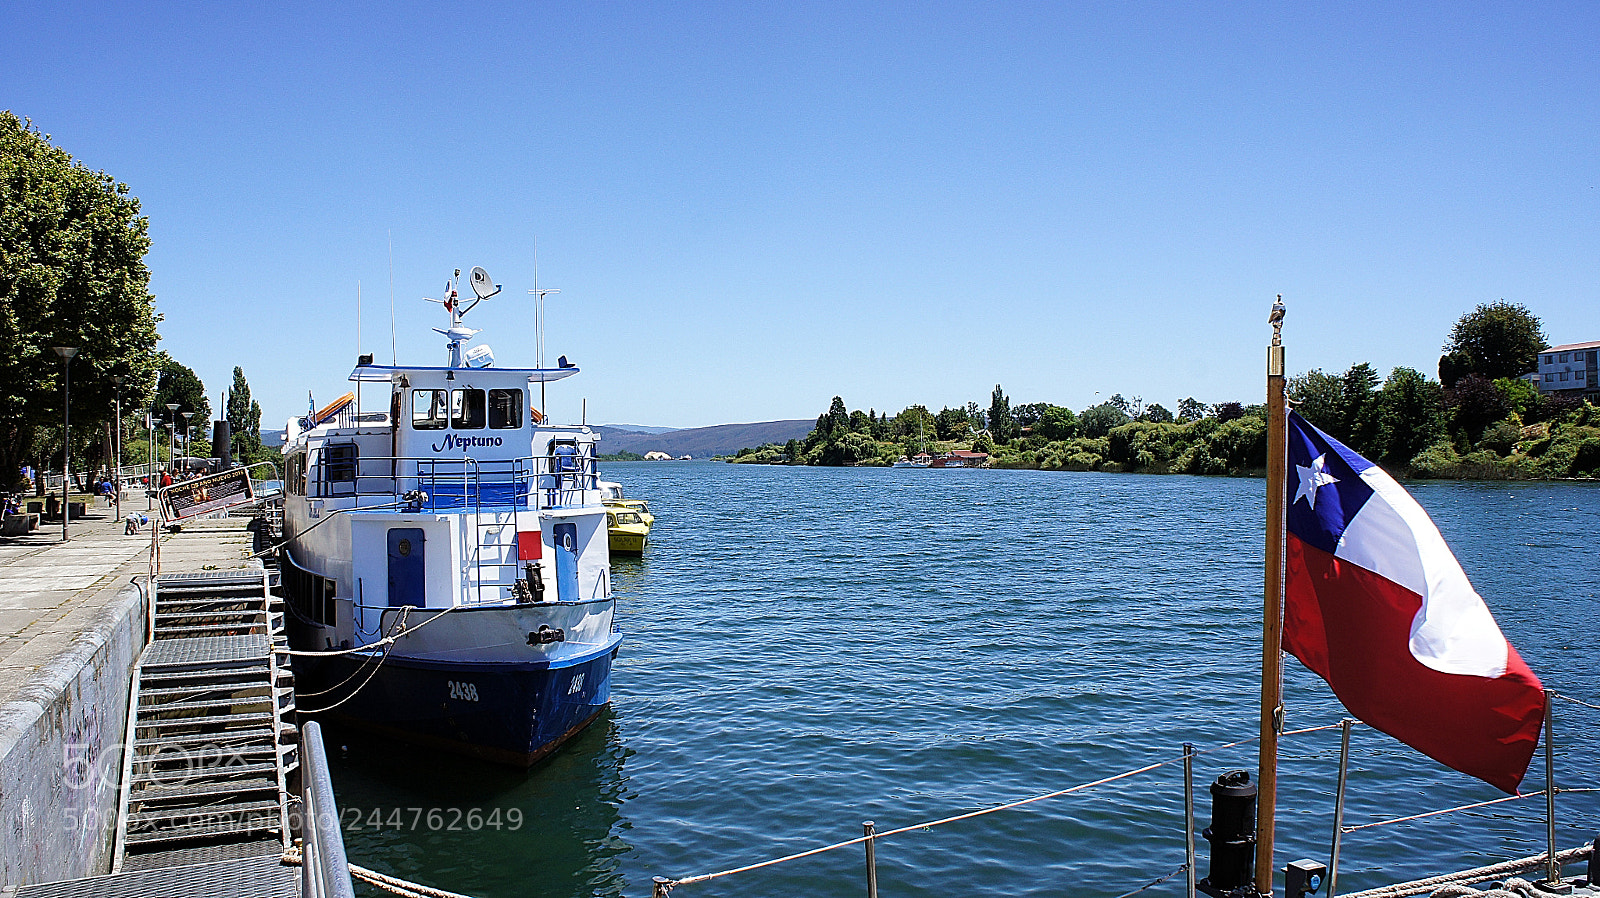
[1294,453,1339,510]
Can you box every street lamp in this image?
[52,346,78,541]
[179,411,193,468]
[165,403,179,478]
[111,375,126,522]
[145,411,155,510]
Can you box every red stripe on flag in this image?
[1284,534,1544,793]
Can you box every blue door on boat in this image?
[553,522,578,602]
[388,528,426,607]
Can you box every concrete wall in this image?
[0,580,146,894]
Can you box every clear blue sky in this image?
[7,3,1596,430]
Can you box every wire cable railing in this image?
[651,695,1599,898]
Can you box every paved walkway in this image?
[0,496,262,708]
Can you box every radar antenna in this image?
[427,267,499,368]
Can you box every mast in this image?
[1257,295,1288,897]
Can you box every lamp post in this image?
[52,347,79,541]
[165,403,179,479]
[145,411,155,510]
[111,375,126,522]
[179,411,193,470]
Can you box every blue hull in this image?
[294,636,621,766]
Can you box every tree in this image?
[1288,369,1344,434]
[1337,363,1382,453]
[1442,301,1546,382]
[935,406,969,440]
[1444,373,1508,443]
[0,112,161,485]
[152,352,211,439]
[1212,402,1244,423]
[1012,403,1048,430]
[1036,405,1078,441]
[892,405,936,442]
[1079,403,1130,438]
[1141,403,1173,424]
[1374,367,1445,465]
[227,366,265,462]
[1177,397,1207,422]
[988,384,1015,443]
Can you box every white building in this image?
[1535,340,1599,399]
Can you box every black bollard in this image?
[1199,770,1258,897]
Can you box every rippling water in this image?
[328,463,1600,898]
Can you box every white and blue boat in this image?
[279,267,621,765]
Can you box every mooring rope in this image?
[282,845,481,898]
[1111,863,1188,898]
[1334,843,1593,898]
[1552,691,1600,713]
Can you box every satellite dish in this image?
[469,267,499,300]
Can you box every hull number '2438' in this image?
[448,681,480,702]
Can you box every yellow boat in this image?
[606,508,650,554]
[599,480,655,527]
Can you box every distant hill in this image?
[599,424,680,435]
[595,420,812,458]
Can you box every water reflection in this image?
[327,711,635,898]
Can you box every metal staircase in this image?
[112,569,298,874]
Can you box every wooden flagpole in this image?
[1257,295,1288,897]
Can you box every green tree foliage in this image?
[1011,403,1048,430]
[227,366,266,463]
[1079,402,1130,438]
[0,112,161,483]
[1141,403,1173,424]
[1288,369,1344,434]
[1177,397,1206,422]
[1036,405,1078,441]
[1337,363,1382,452]
[1212,402,1244,423]
[988,384,1015,443]
[1375,367,1444,464]
[1443,301,1546,382]
[892,405,936,442]
[935,406,970,440]
[152,351,211,439]
[1493,377,1540,422]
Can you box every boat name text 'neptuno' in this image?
[432,434,505,453]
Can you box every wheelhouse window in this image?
[326,444,358,482]
[412,390,448,430]
[451,389,486,429]
[488,389,523,429]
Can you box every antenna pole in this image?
[356,281,362,417]
[1257,295,1288,898]
[388,231,397,365]
[528,243,560,420]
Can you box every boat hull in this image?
[294,636,621,767]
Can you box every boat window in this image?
[326,444,358,482]
[412,390,448,430]
[451,389,486,429]
[488,389,522,429]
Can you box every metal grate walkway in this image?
[116,569,298,869]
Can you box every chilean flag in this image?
[1281,412,1544,793]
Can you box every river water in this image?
[327,462,1600,898]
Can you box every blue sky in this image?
[7,3,1596,430]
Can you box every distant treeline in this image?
[728,303,1600,481]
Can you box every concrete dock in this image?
[0,497,267,895]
